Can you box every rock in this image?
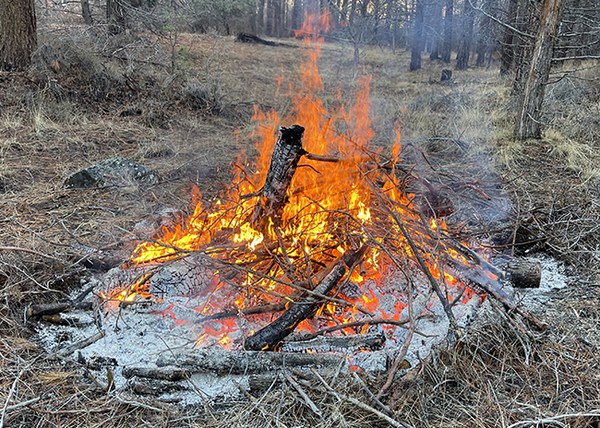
[64,156,159,188]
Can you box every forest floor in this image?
[1,28,599,427]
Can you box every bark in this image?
[429,0,444,60]
[441,0,453,63]
[244,245,367,351]
[455,0,475,70]
[156,348,349,374]
[514,0,562,140]
[500,0,518,74]
[0,0,37,71]
[505,259,541,288]
[250,125,306,232]
[81,0,93,25]
[409,0,426,71]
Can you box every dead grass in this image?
[0,23,599,428]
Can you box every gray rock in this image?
[64,156,159,188]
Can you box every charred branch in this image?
[243,245,368,351]
[250,125,306,232]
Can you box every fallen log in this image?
[244,245,367,351]
[250,125,306,232]
[27,301,93,318]
[156,348,347,375]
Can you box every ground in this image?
[0,28,599,427]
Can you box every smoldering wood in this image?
[156,349,347,375]
[250,125,306,232]
[280,333,385,353]
[122,366,191,381]
[505,259,542,288]
[243,245,367,351]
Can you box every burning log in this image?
[250,125,306,231]
[244,245,367,351]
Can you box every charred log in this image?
[250,125,306,232]
[506,259,542,288]
[156,348,348,375]
[244,245,367,351]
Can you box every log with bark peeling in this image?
[244,245,368,351]
[250,125,306,232]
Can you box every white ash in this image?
[34,259,507,404]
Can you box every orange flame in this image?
[105,13,485,346]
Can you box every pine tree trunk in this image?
[441,0,453,63]
[429,0,443,60]
[409,0,425,71]
[455,0,475,70]
[514,0,562,140]
[0,0,37,71]
[500,0,518,74]
[81,0,93,25]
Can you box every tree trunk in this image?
[514,0,562,140]
[291,0,302,32]
[81,0,93,25]
[409,0,425,71]
[441,0,453,63]
[455,0,475,70]
[0,0,37,71]
[500,0,518,74]
[429,0,443,60]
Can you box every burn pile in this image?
[33,14,545,403]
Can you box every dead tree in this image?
[514,0,563,139]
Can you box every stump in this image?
[441,69,453,82]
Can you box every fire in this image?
[105,13,488,347]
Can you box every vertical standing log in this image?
[250,125,306,232]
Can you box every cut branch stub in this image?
[244,245,367,351]
[250,125,306,232]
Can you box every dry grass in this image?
[1,22,599,428]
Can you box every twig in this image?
[351,372,394,417]
[297,317,412,340]
[0,367,26,427]
[55,331,105,358]
[0,246,62,261]
[283,371,322,417]
[507,410,600,428]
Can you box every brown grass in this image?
[1,21,599,428]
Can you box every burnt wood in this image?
[243,245,367,351]
[506,259,542,288]
[250,125,306,232]
[156,348,347,375]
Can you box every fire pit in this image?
[32,14,546,404]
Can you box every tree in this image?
[409,0,425,71]
[429,0,444,60]
[441,0,454,62]
[0,0,37,71]
[456,0,475,69]
[81,0,93,25]
[514,0,563,139]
